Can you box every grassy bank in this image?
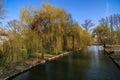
[0,51,75,80]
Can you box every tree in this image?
[0,0,5,19]
[0,2,93,67]
[93,24,111,47]
[2,20,27,65]
[67,24,80,50]
[114,28,120,44]
[81,19,94,31]
[99,14,120,44]
[0,0,5,30]
[20,3,70,53]
[20,6,39,31]
[20,3,93,53]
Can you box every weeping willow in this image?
[0,3,92,66]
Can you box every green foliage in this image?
[114,28,120,44]
[93,24,111,46]
[0,3,92,67]
[0,58,8,67]
[24,31,42,55]
[98,14,120,45]
[65,24,92,50]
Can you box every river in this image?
[12,46,120,80]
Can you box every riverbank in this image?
[105,45,120,69]
[0,51,74,80]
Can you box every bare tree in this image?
[81,19,94,31]
[99,14,120,44]
[0,0,5,19]
[99,14,120,31]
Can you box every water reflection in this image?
[13,46,120,80]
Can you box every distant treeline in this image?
[93,14,120,47]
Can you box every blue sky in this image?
[4,0,120,26]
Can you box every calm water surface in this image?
[13,46,120,80]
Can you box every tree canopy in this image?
[0,3,92,66]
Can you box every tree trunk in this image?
[72,35,75,50]
[63,35,67,50]
[103,43,106,48]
